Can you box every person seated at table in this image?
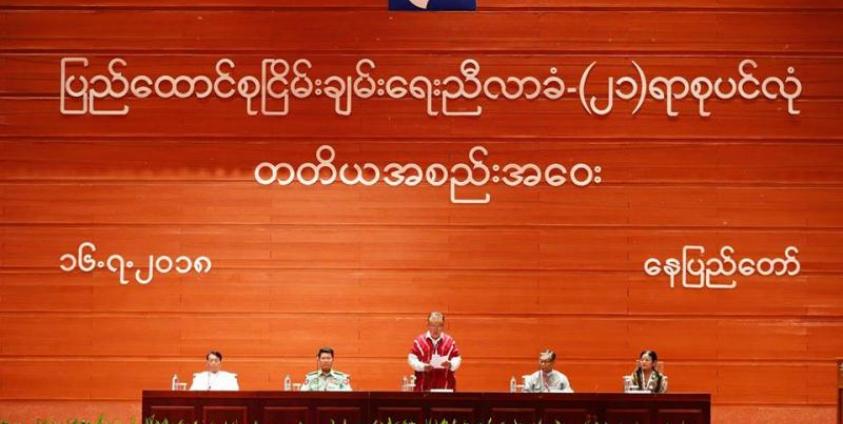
[189,350,239,391]
[628,350,668,393]
[523,349,574,393]
[301,347,352,391]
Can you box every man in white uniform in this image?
[189,350,239,391]
[523,350,573,393]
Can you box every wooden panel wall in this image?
[2,1,843,423]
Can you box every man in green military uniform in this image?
[301,347,352,391]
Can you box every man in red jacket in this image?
[407,311,462,391]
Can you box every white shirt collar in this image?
[425,331,443,344]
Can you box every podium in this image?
[142,391,710,424]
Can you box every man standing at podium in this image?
[407,311,462,391]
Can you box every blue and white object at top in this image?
[389,0,476,11]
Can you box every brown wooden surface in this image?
[141,391,712,424]
[1,1,842,424]
[839,362,843,424]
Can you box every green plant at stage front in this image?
[0,415,143,424]
[6,415,634,424]
[5,420,610,424]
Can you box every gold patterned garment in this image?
[630,369,668,393]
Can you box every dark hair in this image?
[639,350,658,363]
[634,349,665,392]
[317,347,335,358]
[206,350,223,361]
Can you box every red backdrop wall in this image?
[1,1,842,423]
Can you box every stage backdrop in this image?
[1,1,843,424]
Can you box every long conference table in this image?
[142,391,710,424]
